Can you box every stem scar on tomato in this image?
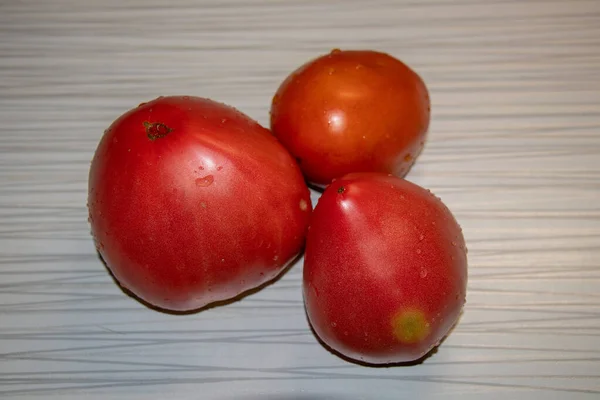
[144,121,172,141]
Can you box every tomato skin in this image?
[270,49,430,186]
[303,173,467,364]
[88,96,312,312]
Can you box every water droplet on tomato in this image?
[419,234,424,241]
[273,255,279,261]
[420,268,428,278]
[221,118,227,123]
[299,198,308,211]
[328,67,336,75]
[451,241,457,246]
[138,102,147,107]
[416,248,422,254]
[183,96,189,100]
[195,175,214,187]
[331,322,337,328]
[217,166,223,171]
[330,48,341,55]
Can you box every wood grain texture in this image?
[1,0,600,398]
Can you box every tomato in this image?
[88,96,312,312]
[270,49,430,187]
[303,173,467,364]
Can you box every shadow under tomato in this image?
[236,396,349,400]
[302,304,466,368]
[96,249,303,316]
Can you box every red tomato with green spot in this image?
[88,96,312,312]
[303,173,467,364]
[270,49,430,187]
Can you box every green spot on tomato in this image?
[392,309,430,344]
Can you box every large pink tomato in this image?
[88,96,312,312]
[303,173,467,364]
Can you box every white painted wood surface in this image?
[1,0,599,398]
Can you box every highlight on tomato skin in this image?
[88,95,313,313]
[302,172,467,365]
[270,49,430,187]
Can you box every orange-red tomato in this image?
[270,49,430,186]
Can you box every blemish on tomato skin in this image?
[195,175,214,187]
[337,185,346,194]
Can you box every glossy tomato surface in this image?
[88,96,312,312]
[303,173,467,364]
[270,49,430,186]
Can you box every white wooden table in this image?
[1,1,599,398]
